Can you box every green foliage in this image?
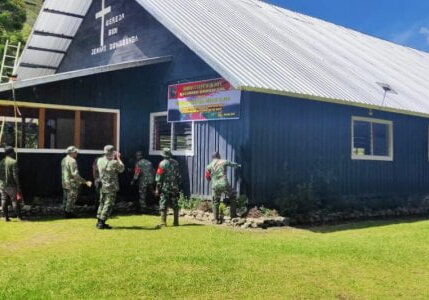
[1,216,429,298]
[273,164,339,216]
[0,0,26,33]
[0,0,43,63]
[178,193,203,210]
[259,205,279,217]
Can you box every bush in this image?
[259,206,279,217]
[178,194,203,210]
[197,200,212,212]
[236,195,249,217]
[273,163,339,216]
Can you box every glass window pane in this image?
[81,112,115,150]
[152,115,171,151]
[353,120,371,156]
[45,110,74,149]
[173,122,192,151]
[373,123,389,156]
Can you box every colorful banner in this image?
[167,78,241,122]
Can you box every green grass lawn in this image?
[1,216,429,299]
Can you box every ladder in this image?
[0,40,22,83]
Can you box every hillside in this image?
[0,0,43,81]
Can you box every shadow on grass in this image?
[302,217,428,233]
[112,226,161,231]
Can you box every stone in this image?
[241,222,252,229]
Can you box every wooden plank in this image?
[38,108,45,149]
[74,111,81,147]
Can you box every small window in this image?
[352,117,393,161]
[150,112,194,156]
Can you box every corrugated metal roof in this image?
[16,0,429,117]
[135,0,429,117]
[15,0,92,79]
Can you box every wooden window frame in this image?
[0,100,120,154]
[149,111,194,156]
[351,116,393,161]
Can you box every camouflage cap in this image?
[161,148,172,158]
[104,145,115,154]
[66,146,79,154]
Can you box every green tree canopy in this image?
[0,0,27,34]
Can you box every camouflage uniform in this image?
[0,153,22,221]
[133,158,155,211]
[155,148,181,226]
[61,153,86,214]
[206,158,240,222]
[96,152,124,223]
[92,156,102,206]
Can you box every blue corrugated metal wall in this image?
[247,92,429,205]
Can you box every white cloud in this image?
[419,26,429,44]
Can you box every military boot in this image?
[103,220,112,229]
[96,218,104,229]
[159,210,167,227]
[3,205,10,222]
[173,209,179,226]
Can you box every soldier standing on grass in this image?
[61,146,92,218]
[131,151,155,213]
[0,146,23,222]
[92,156,102,208]
[155,148,181,227]
[205,152,241,224]
[96,145,124,229]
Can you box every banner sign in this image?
[167,78,241,122]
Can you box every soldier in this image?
[96,145,125,229]
[61,146,92,218]
[131,151,155,213]
[92,156,102,207]
[155,148,181,227]
[205,152,241,224]
[0,146,23,222]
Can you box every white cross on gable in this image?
[95,0,112,47]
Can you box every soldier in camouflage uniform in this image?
[131,151,155,213]
[92,156,102,207]
[96,145,125,229]
[0,147,23,221]
[205,152,241,224]
[155,148,181,226]
[61,146,92,218]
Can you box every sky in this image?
[267,0,429,52]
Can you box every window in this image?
[352,117,393,161]
[0,101,119,154]
[80,111,116,150]
[150,112,194,156]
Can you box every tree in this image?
[0,0,26,70]
[0,0,27,34]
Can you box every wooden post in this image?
[74,111,81,147]
[112,113,118,149]
[38,108,45,149]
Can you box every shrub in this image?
[259,206,279,217]
[178,194,203,210]
[197,200,212,212]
